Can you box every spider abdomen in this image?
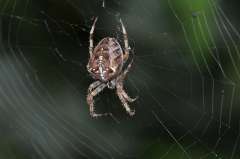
[87,37,124,82]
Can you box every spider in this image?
[86,17,137,118]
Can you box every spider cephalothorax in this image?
[86,17,137,118]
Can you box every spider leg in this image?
[117,82,137,102]
[118,58,134,81]
[87,83,110,118]
[88,81,101,93]
[120,18,130,62]
[116,84,135,116]
[89,17,98,56]
[116,58,137,115]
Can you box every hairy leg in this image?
[118,59,133,83]
[117,82,137,102]
[88,81,101,93]
[87,83,109,117]
[120,18,130,62]
[116,58,136,115]
[89,17,98,56]
[116,84,135,116]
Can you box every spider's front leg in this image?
[87,82,109,118]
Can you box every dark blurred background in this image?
[0,0,240,158]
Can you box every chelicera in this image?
[86,17,137,118]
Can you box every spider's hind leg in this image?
[120,18,130,62]
[117,82,137,103]
[116,83,135,116]
[87,83,111,118]
[117,93,135,116]
[88,81,101,93]
[89,17,98,56]
[116,59,137,116]
[122,89,138,103]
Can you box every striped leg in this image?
[89,17,98,56]
[88,81,101,93]
[120,19,130,62]
[117,83,137,103]
[116,83,135,116]
[87,83,109,118]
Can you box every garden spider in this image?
[86,17,137,118]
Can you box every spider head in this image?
[87,38,124,82]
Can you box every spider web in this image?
[0,0,240,158]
